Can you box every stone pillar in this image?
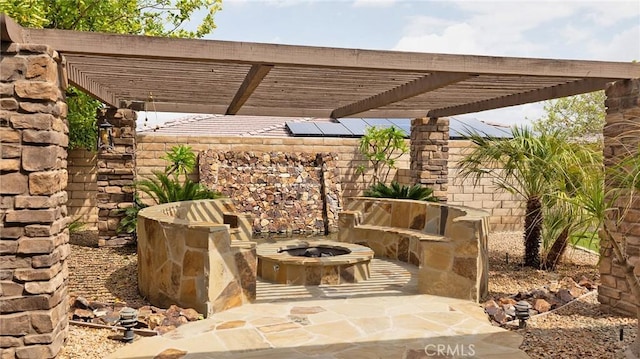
[600,79,640,319]
[96,108,136,247]
[410,117,449,201]
[0,44,69,358]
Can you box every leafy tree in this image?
[0,0,222,149]
[364,181,437,202]
[357,126,408,186]
[533,91,605,139]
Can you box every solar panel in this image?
[337,118,368,136]
[315,122,354,136]
[286,122,323,136]
[388,119,411,136]
[449,117,511,138]
[363,118,393,128]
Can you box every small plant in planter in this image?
[364,181,438,202]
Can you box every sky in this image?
[139,0,640,129]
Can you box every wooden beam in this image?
[0,14,24,43]
[22,27,640,79]
[226,64,273,115]
[427,78,616,118]
[67,63,117,107]
[331,72,471,118]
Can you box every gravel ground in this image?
[58,230,637,358]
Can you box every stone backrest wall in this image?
[1,44,69,358]
[599,79,640,317]
[199,150,341,233]
[137,200,256,317]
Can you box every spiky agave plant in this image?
[136,171,222,204]
[364,181,437,202]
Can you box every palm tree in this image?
[458,127,574,268]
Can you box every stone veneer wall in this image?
[199,150,341,233]
[0,44,69,359]
[96,108,136,247]
[410,118,449,201]
[599,78,640,317]
[66,149,98,230]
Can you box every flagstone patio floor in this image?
[108,259,529,358]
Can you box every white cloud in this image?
[586,24,640,61]
[353,0,396,8]
[393,2,584,57]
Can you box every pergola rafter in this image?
[2,13,638,119]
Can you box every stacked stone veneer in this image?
[137,199,256,317]
[1,44,69,358]
[411,117,449,201]
[96,108,136,247]
[339,198,489,302]
[599,78,640,317]
[199,150,341,234]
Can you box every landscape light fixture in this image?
[118,307,138,343]
[98,118,114,150]
[514,300,532,329]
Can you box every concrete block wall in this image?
[447,140,524,231]
[66,149,97,230]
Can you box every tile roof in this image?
[139,114,510,138]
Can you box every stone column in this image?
[410,117,449,201]
[0,44,69,358]
[96,108,136,247]
[599,79,640,321]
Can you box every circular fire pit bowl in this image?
[257,241,373,286]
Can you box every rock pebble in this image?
[483,275,596,325]
[69,297,202,334]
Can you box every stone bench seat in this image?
[355,224,448,242]
[338,197,490,302]
[137,199,257,317]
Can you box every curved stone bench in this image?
[137,199,256,317]
[338,197,489,302]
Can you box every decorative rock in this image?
[558,289,574,304]
[493,309,510,324]
[73,296,90,309]
[533,298,551,313]
[153,348,188,359]
[73,308,94,321]
[155,325,176,335]
[578,276,595,290]
[180,308,200,321]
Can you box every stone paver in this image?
[109,259,529,358]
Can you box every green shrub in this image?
[364,182,437,202]
[137,171,222,204]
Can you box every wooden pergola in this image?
[2,14,639,118]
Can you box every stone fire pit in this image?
[257,241,374,285]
